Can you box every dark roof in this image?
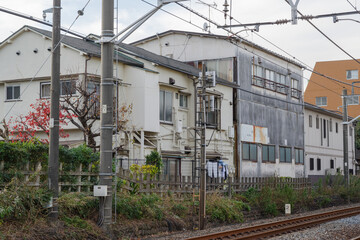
[25,26,144,68]
[117,42,199,76]
[25,26,205,78]
[131,30,304,68]
[304,102,345,120]
[8,25,234,86]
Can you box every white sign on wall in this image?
[241,124,269,144]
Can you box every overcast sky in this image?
[1,0,360,86]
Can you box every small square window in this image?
[40,82,51,98]
[6,85,20,100]
[346,70,358,80]
[60,80,76,96]
[315,97,327,106]
[347,95,359,105]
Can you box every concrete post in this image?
[48,0,61,221]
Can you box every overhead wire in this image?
[139,0,351,104]
[183,0,350,90]
[2,0,91,121]
[172,1,358,91]
[346,0,360,14]
[285,0,360,65]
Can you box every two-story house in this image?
[0,26,235,180]
[132,30,305,178]
[304,102,356,182]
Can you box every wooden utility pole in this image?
[48,0,61,221]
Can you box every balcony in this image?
[252,76,289,95]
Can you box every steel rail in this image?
[186,206,360,240]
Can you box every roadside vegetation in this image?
[1,142,360,239]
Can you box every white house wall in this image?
[304,108,355,181]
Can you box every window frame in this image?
[40,82,51,99]
[179,94,188,108]
[330,159,334,169]
[294,148,304,164]
[347,95,359,105]
[242,142,258,162]
[315,96,327,106]
[262,144,275,163]
[159,89,173,123]
[309,115,312,128]
[279,146,292,163]
[6,85,21,101]
[60,79,77,96]
[205,94,221,129]
[317,158,321,171]
[346,70,358,80]
[310,158,314,170]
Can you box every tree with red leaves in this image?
[9,99,75,143]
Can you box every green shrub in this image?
[207,194,245,223]
[62,216,91,230]
[0,179,51,222]
[57,192,97,218]
[172,203,188,217]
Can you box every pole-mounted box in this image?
[93,185,108,197]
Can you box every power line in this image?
[3,0,91,121]
[346,0,360,14]
[186,0,359,90]
[140,0,204,31]
[284,0,360,65]
[173,1,360,90]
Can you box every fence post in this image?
[59,162,63,194]
[88,164,92,192]
[36,161,42,188]
[77,164,82,192]
[25,161,30,182]
[228,177,232,198]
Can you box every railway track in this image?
[186,206,360,240]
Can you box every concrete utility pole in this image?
[199,64,207,230]
[99,0,114,228]
[343,89,349,187]
[48,0,61,221]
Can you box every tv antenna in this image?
[196,0,217,33]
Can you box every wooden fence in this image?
[0,161,98,193]
[0,161,311,196]
[116,168,311,197]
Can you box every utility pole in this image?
[343,89,349,187]
[199,64,207,230]
[99,0,114,228]
[48,0,61,221]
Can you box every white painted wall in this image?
[304,107,355,177]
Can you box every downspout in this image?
[84,54,92,145]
